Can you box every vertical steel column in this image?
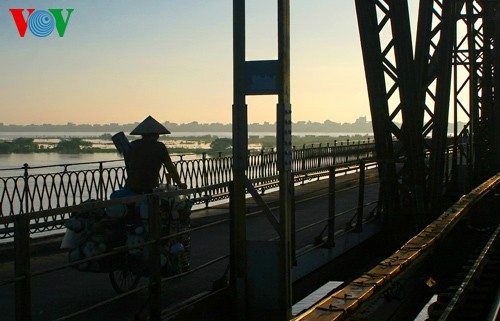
[493,1,500,172]
[456,0,500,180]
[23,163,30,214]
[467,0,498,181]
[356,0,467,221]
[356,160,366,232]
[465,0,478,173]
[356,0,426,218]
[423,0,459,208]
[327,166,336,246]
[389,0,426,220]
[98,162,104,200]
[15,214,31,321]
[355,0,400,218]
[479,0,500,178]
[148,194,161,321]
[232,1,293,318]
[470,0,484,177]
[232,0,248,318]
[277,0,293,319]
[452,0,481,184]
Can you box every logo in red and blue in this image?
[9,9,74,38]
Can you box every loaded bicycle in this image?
[62,187,192,293]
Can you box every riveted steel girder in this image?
[472,0,500,180]
[416,0,463,209]
[453,0,500,182]
[356,0,465,221]
[493,1,500,173]
[355,0,402,219]
[232,1,293,319]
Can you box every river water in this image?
[0,153,125,175]
[0,132,209,174]
[0,131,376,176]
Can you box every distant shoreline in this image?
[0,131,374,140]
[0,117,377,134]
[0,133,375,155]
[0,116,465,136]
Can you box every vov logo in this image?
[9,9,74,38]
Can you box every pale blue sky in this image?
[0,1,418,125]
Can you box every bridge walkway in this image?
[0,168,379,321]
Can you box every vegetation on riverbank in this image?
[0,117,376,133]
[0,134,373,155]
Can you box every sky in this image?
[0,0,419,126]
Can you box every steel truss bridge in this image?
[356,0,500,222]
[231,0,500,320]
[2,1,500,321]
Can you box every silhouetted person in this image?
[125,116,186,194]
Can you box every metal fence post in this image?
[148,194,162,321]
[291,181,297,264]
[334,140,337,165]
[327,166,336,246]
[202,153,210,207]
[260,148,265,178]
[317,143,322,169]
[356,160,366,232]
[260,149,266,194]
[445,147,450,183]
[301,144,306,171]
[15,213,31,321]
[345,140,350,163]
[98,162,104,200]
[229,181,235,287]
[326,143,330,166]
[23,163,30,214]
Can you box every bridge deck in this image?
[0,169,379,321]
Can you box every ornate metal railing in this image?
[0,163,383,320]
[0,141,376,238]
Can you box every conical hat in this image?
[130,116,171,135]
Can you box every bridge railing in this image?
[0,140,376,239]
[0,159,379,320]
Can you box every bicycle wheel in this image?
[109,270,141,294]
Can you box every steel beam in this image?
[389,0,427,220]
[232,1,293,319]
[356,0,472,222]
[493,1,500,172]
[413,0,469,212]
[452,0,480,185]
[355,0,400,218]
[232,0,248,318]
[470,0,493,181]
[277,0,293,319]
[453,0,500,182]
[478,0,500,178]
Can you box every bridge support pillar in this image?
[232,0,293,319]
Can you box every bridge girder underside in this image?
[356,0,500,223]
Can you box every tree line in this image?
[0,138,94,154]
[0,117,375,133]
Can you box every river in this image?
[0,132,214,173]
[0,153,124,174]
[0,131,375,174]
